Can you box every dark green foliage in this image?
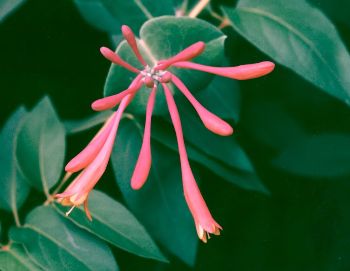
[1,0,350,270]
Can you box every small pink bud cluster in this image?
[56,25,274,242]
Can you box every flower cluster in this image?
[56,25,274,242]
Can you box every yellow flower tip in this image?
[214,228,221,236]
[201,235,208,243]
[196,223,222,242]
[197,225,208,243]
[70,193,88,206]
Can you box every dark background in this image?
[1,0,350,270]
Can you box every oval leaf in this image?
[0,107,30,212]
[273,134,350,177]
[223,0,350,105]
[74,0,175,33]
[112,120,198,266]
[0,244,42,271]
[16,97,65,195]
[54,190,167,262]
[10,206,118,271]
[104,16,226,115]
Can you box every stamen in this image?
[155,41,205,70]
[121,25,147,66]
[100,47,140,73]
[65,205,76,217]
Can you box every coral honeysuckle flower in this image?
[55,95,133,220]
[56,25,274,240]
[163,83,222,242]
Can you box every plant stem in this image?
[188,0,210,18]
[218,17,231,29]
[208,9,230,29]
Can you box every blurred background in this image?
[1,0,350,270]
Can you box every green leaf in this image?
[223,0,350,105]
[74,0,175,33]
[242,100,306,150]
[104,16,226,115]
[10,206,118,271]
[112,120,198,266]
[64,110,112,135]
[0,244,42,271]
[16,97,65,195]
[308,0,350,28]
[0,107,30,212]
[54,190,167,262]
[273,134,350,177]
[0,0,26,22]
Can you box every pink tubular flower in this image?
[56,24,274,239]
[163,84,222,242]
[55,95,132,219]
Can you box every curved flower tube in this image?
[163,84,222,242]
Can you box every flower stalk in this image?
[188,0,211,18]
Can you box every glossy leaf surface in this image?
[16,97,65,194]
[224,0,350,105]
[10,206,118,271]
[54,190,167,262]
[0,107,30,212]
